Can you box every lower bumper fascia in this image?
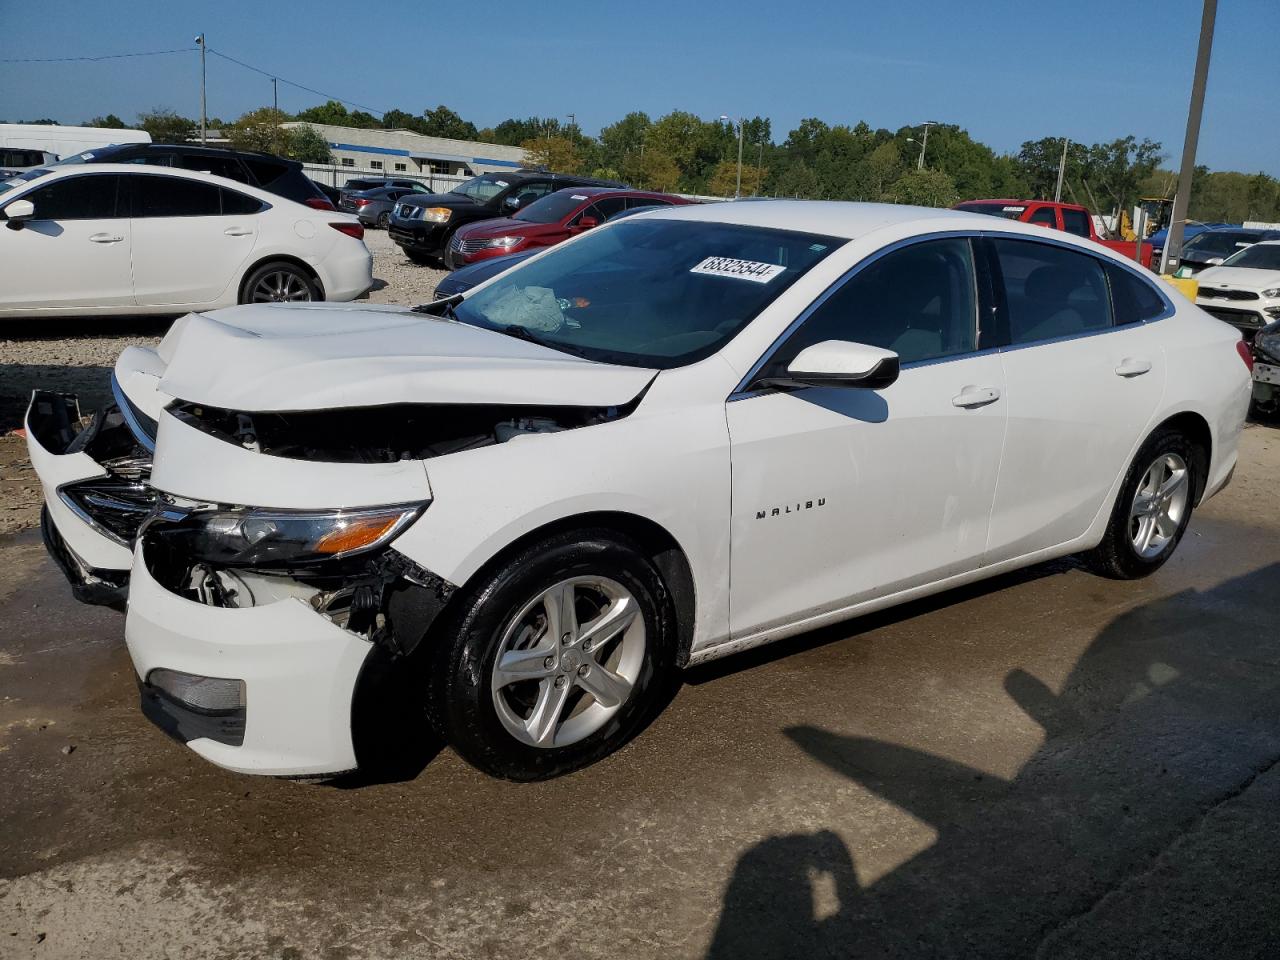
[41,505,130,608]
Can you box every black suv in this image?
[55,142,334,209]
[388,169,625,264]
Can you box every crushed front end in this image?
[126,494,452,777]
[25,388,156,607]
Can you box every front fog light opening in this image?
[147,668,245,715]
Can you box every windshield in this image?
[515,190,590,224]
[954,202,1027,220]
[449,218,842,369]
[449,174,511,203]
[1222,244,1280,271]
[0,169,49,197]
[1184,231,1264,258]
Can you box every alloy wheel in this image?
[490,576,646,749]
[250,271,312,303]
[1129,452,1190,559]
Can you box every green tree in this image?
[627,149,681,192]
[521,136,582,174]
[294,100,351,126]
[599,111,652,174]
[862,141,904,199]
[227,107,291,155]
[138,108,196,144]
[773,159,821,198]
[381,108,427,134]
[286,124,333,164]
[885,168,959,207]
[421,105,478,140]
[707,159,766,197]
[87,114,128,129]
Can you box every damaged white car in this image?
[27,202,1252,781]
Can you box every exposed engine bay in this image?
[166,399,641,464]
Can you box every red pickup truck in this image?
[954,199,1153,268]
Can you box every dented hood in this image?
[155,303,656,412]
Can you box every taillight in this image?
[305,197,336,211]
[330,222,364,240]
[354,198,371,206]
[1235,338,1254,372]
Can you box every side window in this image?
[512,181,555,207]
[1061,208,1092,238]
[177,154,248,183]
[1106,263,1167,325]
[587,196,627,222]
[17,174,121,220]
[220,188,265,215]
[129,175,224,217]
[991,238,1112,344]
[241,157,288,187]
[772,238,978,367]
[1027,206,1059,229]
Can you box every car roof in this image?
[12,162,297,201]
[959,198,1088,211]
[552,186,678,200]
[639,199,1049,241]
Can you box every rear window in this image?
[1106,264,1167,324]
[955,202,1026,220]
[242,157,290,187]
[514,191,589,224]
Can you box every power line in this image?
[0,47,195,64]
[204,47,386,117]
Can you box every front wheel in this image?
[1084,428,1198,579]
[376,211,390,229]
[240,261,319,304]
[428,530,676,780]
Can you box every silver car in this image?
[339,185,429,228]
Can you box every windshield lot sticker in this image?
[1002,205,1026,213]
[691,256,786,283]
[571,194,588,200]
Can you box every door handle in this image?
[223,226,253,237]
[951,385,1001,409]
[1115,358,1152,377]
[88,233,124,243]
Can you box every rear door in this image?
[982,236,1167,561]
[0,172,134,311]
[126,172,263,307]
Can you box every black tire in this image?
[427,529,677,781]
[376,211,390,229]
[239,261,320,305]
[1084,427,1200,580]
[404,248,436,266]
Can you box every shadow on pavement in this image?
[705,563,1280,959]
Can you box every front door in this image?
[0,172,133,311]
[727,237,1007,638]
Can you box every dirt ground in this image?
[1,413,1278,956]
[2,246,1279,957]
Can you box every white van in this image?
[0,123,151,169]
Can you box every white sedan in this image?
[1194,239,1280,335]
[0,163,372,318]
[26,201,1251,781]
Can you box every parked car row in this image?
[954,198,1154,267]
[25,200,1251,783]
[389,169,631,265]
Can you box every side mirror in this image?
[756,340,900,391]
[576,216,598,230]
[503,195,520,210]
[1206,257,1224,266]
[4,198,34,230]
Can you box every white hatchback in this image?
[0,164,372,318]
[26,201,1252,781]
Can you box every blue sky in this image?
[3,0,1277,175]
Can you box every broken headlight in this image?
[148,503,425,568]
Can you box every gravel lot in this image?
[0,229,447,535]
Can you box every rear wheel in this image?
[376,211,390,229]
[1085,428,1198,579]
[240,261,319,304]
[428,530,676,781]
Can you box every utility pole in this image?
[195,33,207,144]
[1054,138,1069,202]
[917,120,937,171]
[567,113,575,131]
[735,120,744,199]
[272,76,279,148]
[756,137,764,197]
[1161,0,1217,275]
